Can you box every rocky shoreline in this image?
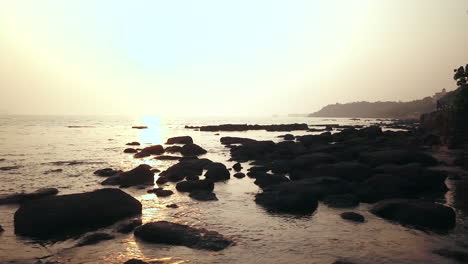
[1,120,467,264]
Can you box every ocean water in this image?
[0,115,467,264]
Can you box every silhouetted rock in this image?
[220,137,257,145]
[176,180,214,193]
[359,149,437,167]
[313,162,372,182]
[14,188,142,238]
[166,136,193,145]
[134,221,232,251]
[132,126,148,129]
[124,148,138,153]
[186,175,200,181]
[180,144,207,156]
[0,166,21,171]
[124,259,148,264]
[165,146,183,153]
[76,232,114,247]
[94,168,121,177]
[370,199,456,230]
[189,123,308,132]
[101,164,154,188]
[290,153,337,170]
[126,142,140,146]
[204,163,230,182]
[282,134,295,141]
[154,155,182,160]
[323,194,359,208]
[433,248,468,263]
[233,173,245,179]
[189,191,218,201]
[254,173,289,188]
[340,212,365,223]
[166,204,178,208]
[134,145,165,158]
[116,218,142,233]
[232,162,242,171]
[159,159,210,182]
[156,176,168,185]
[0,188,59,205]
[149,188,174,197]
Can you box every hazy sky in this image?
[1,0,468,116]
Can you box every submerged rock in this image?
[180,143,207,156]
[233,172,245,179]
[149,188,174,197]
[189,191,218,201]
[132,126,148,129]
[176,180,214,193]
[232,162,243,172]
[14,188,142,238]
[124,148,138,153]
[116,218,143,233]
[370,199,456,230]
[166,136,193,145]
[340,212,365,223]
[134,221,232,251]
[76,232,115,247]
[126,142,140,146]
[0,188,59,205]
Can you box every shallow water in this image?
[0,115,467,264]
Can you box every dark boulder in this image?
[166,136,193,145]
[232,162,242,172]
[124,148,138,153]
[116,218,142,233]
[94,168,122,177]
[14,188,142,238]
[134,145,165,158]
[254,173,289,188]
[323,194,359,208]
[180,144,207,156]
[134,221,232,251]
[76,232,114,247]
[176,180,214,193]
[370,199,456,230]
[101,164,154,188]
[149,188,174,197]
[186,175,200,181]
[358,126,382,138]
[205,163,230,182]
[233,173,245,179]
[340,212,365,223]
[165,146,183,153]
[156,176,168,185]
[314,162,372,182]
[160,159,210,182]
[189,191,218,201]
[126,142,140,146]
[124,259,148,264]
[359,149,437,167]
[0,188,59,205]
[283,134,295,141]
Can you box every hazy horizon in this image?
[1,0,468,116]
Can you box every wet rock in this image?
[232,162,243,172]
[255,188,318,214]
[156,176,168,185]
[160,160,209,182]
[132,126,148,129]
[14,188,142,238]
[94,168,122,177]
[247,166,270,178]
[180,144,207,156]
[101,164,154,188]
[323,194,359,208]
[340,212,365,223]
[124,148,138,153]
[154,155,182,160]
[165,146,183,153]
[151,168,161,173]
[166,136,193,145]
[204,163,230,181]
[370,199,456,230]
[433,248,468,263]
[254,173,289,188]
[149,188,174,197]
[176,180,214,193]
[314,162,372,182]
[220,137,257,145]
[134,145,165,158]
[126,142,141,146]
[76,232,115,247]
[134,221,232,251]
[359,149,437,167]
[117,218,143,233]
[124,259,149,264]
[229,140,276,161]
[233,173,245,179]
[189,191,218,201]
[166,203,178,208]
[0,188,59,205]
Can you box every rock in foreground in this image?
[134,221,232,251]
[370,199,456,231]
[14,188,142,238]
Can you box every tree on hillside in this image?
[453,65,468,112]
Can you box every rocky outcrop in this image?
[134,221,232,251]
[370,199,456,230]
[0,188,59,205]
[166,136,193,145]
[14,188,142,238]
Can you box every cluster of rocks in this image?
[128,136,207,159]
[221,125,456,231]
[185,123,309,132]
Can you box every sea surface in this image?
[0,115,467,264]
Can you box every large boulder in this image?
[359,149,438,167]
[180,144,207,156]
[14,188,142,238]
[370,199,456,230]
[101,164,154,187]
[204,163,230,182]
[134,221,232,251]
[166,136,193,145]
[0,188,59,205]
